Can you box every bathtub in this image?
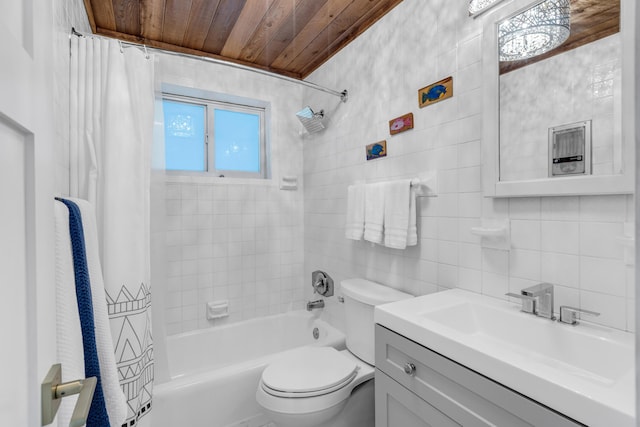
[153,311,345,427]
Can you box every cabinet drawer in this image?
[375,369,459,427]
[375,324,583,427]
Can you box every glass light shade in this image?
[469,0,504,16]
[498,0,570,61]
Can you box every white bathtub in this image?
[154,311,346,427]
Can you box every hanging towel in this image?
[363,183,385,244]
[383,180,412,249]
[55,198,128,427]
[54,202,86,427]
[345,184,365,240]
[407,185,418,246]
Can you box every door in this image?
[0,0,57,426]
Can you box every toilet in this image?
[256,278,412,427]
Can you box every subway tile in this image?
[482,248,509,275]
[579,195,627,222]
[437,263,458,288]
[458,140,481,168]
[541,221,579,255]
[458,192,482,218]
[458,167,481,192]
[509,198,541,220]
[509,249,541,281]
[579,256,626,297]
[482,271,508,299]
[438,241,458,265]
[437,217,459,241]
[458,268,482,293]
[458,242,482,270]
[540,252,580,288]
[541,196,579,221]
[510,220,541,250]
[579,222,623,259]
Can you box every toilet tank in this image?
[341,279,412,365]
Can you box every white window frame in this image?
[162,89,269,179]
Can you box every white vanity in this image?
[374,289,634,426]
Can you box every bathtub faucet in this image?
[306,299,325,311]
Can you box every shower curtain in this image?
[69,36,155,427]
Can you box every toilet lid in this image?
[261,347,358,395]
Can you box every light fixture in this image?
[498,0,570,62]
[469,0,505,17]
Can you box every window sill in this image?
[161,171,274,186]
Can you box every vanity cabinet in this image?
[374,325,584,427]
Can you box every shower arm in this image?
[70,28,349,103]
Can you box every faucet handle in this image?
[559,305,600,325]
[505,292,536,314]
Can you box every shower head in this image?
[296,106,325,134]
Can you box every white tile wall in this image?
[162,179,304,334]
[302,0,635,332]
[157,53,306,334]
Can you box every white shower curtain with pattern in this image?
[69,36,155,427]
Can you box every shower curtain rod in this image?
[70,28,348,103]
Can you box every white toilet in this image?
[256,278,412,427]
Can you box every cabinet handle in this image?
[403,362,416,375]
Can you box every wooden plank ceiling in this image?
[500,0,620,74]
[82,0,405,79]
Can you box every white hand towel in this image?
[363,183,385,244]
[383,180,412,249]
[54,202,85,427]
[55,198,128,427]
[407,186,418,246]
[345,184,365,240]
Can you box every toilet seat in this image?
[256,348,374,417]
[261,347,359,397]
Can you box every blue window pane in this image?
[164,100,206,171]
[214,109,261,173]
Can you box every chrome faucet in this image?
[559,306,600,325]
[306,299,325,311]
[506,282,555,320]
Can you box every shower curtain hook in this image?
[118,40,124,54]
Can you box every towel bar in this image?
[41,364,97,427]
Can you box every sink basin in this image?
[375,289,635,427]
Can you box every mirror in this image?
[482,0,635,197]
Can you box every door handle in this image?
[41,363,97,427]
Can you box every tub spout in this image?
[306,299,325,311]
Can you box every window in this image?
[163,93,267,178]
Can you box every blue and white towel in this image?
[55,198,127,427]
